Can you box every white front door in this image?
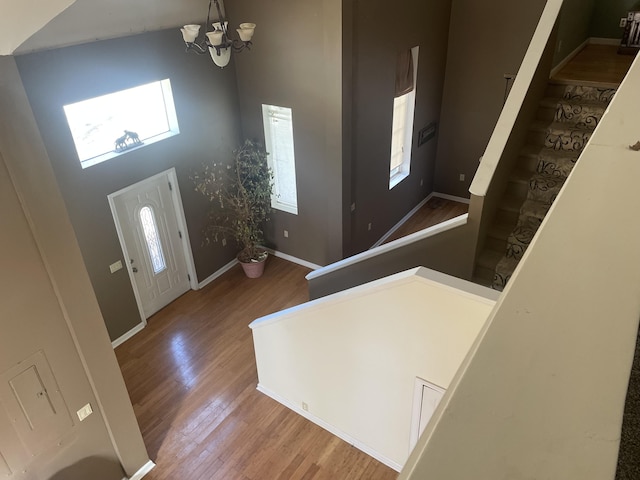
[110,170,192,319]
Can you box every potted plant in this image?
[193,139,273,278]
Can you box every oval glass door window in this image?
[139,205,167,274]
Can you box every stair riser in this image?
[505,180,529,200]
[485,235,507,253]
[545,84,616,103]
[496,208,520,226]
[554,104,604,129]
[475,81,617,291]
[473,265,495,286]
[544,129,592,152]
[518,155,540,173]
[561,85,616,104]
[537,105,557,123]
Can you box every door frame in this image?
[108,168,198,328]
[409,377,445,453]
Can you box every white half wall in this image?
[250,267,497,468]
[400,49,640,480]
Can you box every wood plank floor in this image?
[552,44,635,86]
[383,197,469,244]
[115,257,398,480]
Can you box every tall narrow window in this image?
[139,206,167,275]
[389,46,419,189]
[262,104,298,215]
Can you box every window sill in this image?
[389,171,409,190]
[80,129,179,169]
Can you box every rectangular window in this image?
[63,79,179,169]
[389,46,419,189]
[262,104,298,215]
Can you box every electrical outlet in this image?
[284,230,289,238]
[77,403,93,422]
[621,18,627,27]
[302,402,309,411]
[222,238,227,247]
[367,223,372,231]
[459,173,465,182]
[109,260,123,274]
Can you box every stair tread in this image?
[530,120,595,133]
[547,79,620,90]
[520,144,581,160]
[539,97,609,109]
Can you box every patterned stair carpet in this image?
[492,84,616,290]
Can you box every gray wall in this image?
[309,223,475,299]
[433,0,547,198]
[227,0,345,266]
[228,0,452,261]
[590,0,640,39]
[347,0,452,255]
[0,56,147,479]
[16,29,243,340]
[554,0,596,66]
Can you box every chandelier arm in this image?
[206,0,214,33]
[213,0,227,31]
[230,40,252,53]
[185,42,209,55]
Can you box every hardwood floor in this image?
[383,197,469,244]
[552,44,635,86]
[115,257,397,480]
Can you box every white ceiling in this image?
[5,0,208,55]
[0,0,76,55]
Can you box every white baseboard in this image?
[112,322,145,349]
[256,384,402,472]
[551,37,622,78]
[432,192,471,204]
[589,37,621,46]
[372,194,434,248]
[371,192,471,249]
[265,248,324,270]
[551,38,588,78]
[198,258,239,289]
[125,460,155,480]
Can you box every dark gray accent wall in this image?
[433,0,547,198]
[347,0,452,255]
[226,0,345,266]
[590,0,640,39]
[554,0,596,66]
[16,28,242,340]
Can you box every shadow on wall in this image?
[48,456,125,480]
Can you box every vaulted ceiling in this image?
[3,0,207,55]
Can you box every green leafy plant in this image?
[193,140,273,263]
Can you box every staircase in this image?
[474,81,617,290]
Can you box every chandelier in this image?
[180,0,255,68]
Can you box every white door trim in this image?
[409,377,445,453]
[108,168,198,328]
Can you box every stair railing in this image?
[467,0,563,263]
